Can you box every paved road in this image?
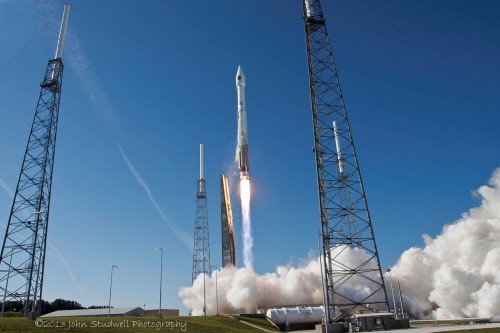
[292,323,500,333]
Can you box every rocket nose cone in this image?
[236,65,245,85]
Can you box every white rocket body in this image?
[236,66,249,180]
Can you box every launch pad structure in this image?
[0,4,71,319]
[192,144,212,284]
[303,0,390,323]
[0,1,395,324]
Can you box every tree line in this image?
[0,299,108,315]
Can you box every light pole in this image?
[386,268,397,317]
[154,248,163,319]
[203,255,206,316]
[397,280,405,319]
[318,232,329,333]
[212,266,219,315]
[108,265,118,317]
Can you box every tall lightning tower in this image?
[192,144,211,284]
[302,0,389,321]
[0,4,71,319]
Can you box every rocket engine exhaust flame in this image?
[240,178,253,269]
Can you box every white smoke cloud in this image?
[180,168,500,320]
[179,262,322,316]
[392,168,500,319]
[179,246,376,315]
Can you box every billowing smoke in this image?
[180,259,322,315]
[179,246,374,315]
[391,168,500,319]
[180,168,500,319]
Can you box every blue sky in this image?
[0,0,499,314]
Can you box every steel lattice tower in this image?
[0,4,71,319]
[192,144,211,285]
[302,0,389,321]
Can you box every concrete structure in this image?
[350,312,393,331]
[295,323,500,333]
[41,307,144,318]
[315,323,344,333]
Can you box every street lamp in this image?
[386,268,397,317]
[318,232,330,333]
[154,248,163,319]
[397,280,406,319]
[203,255,206,317]
[212,266,219,315]
[108,265,118,317]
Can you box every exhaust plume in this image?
[391,168,500,319]
[179,246,374,315]
[180,168,500,319]
[240,178,253,269]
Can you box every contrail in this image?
[47,241,84,295]
[0,178,14,198]
[0,178,84,295]
[114,141,193,250]
[35,1,120,131]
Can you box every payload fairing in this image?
[236,66,250,180]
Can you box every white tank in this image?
[266,307,325,326]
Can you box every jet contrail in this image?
[0,178,14,198]
[47,241,84,295]
[35,1,120,131]
[0,178,83,295]
[114,141,192,250]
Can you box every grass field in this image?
[233,315,278,331]
[1,316,498,332]
[0,315,278,332]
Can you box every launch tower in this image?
[192,145,212,284]
[0,4,71,319]
[302,0,389,321]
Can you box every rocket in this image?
[236,66,250,180]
